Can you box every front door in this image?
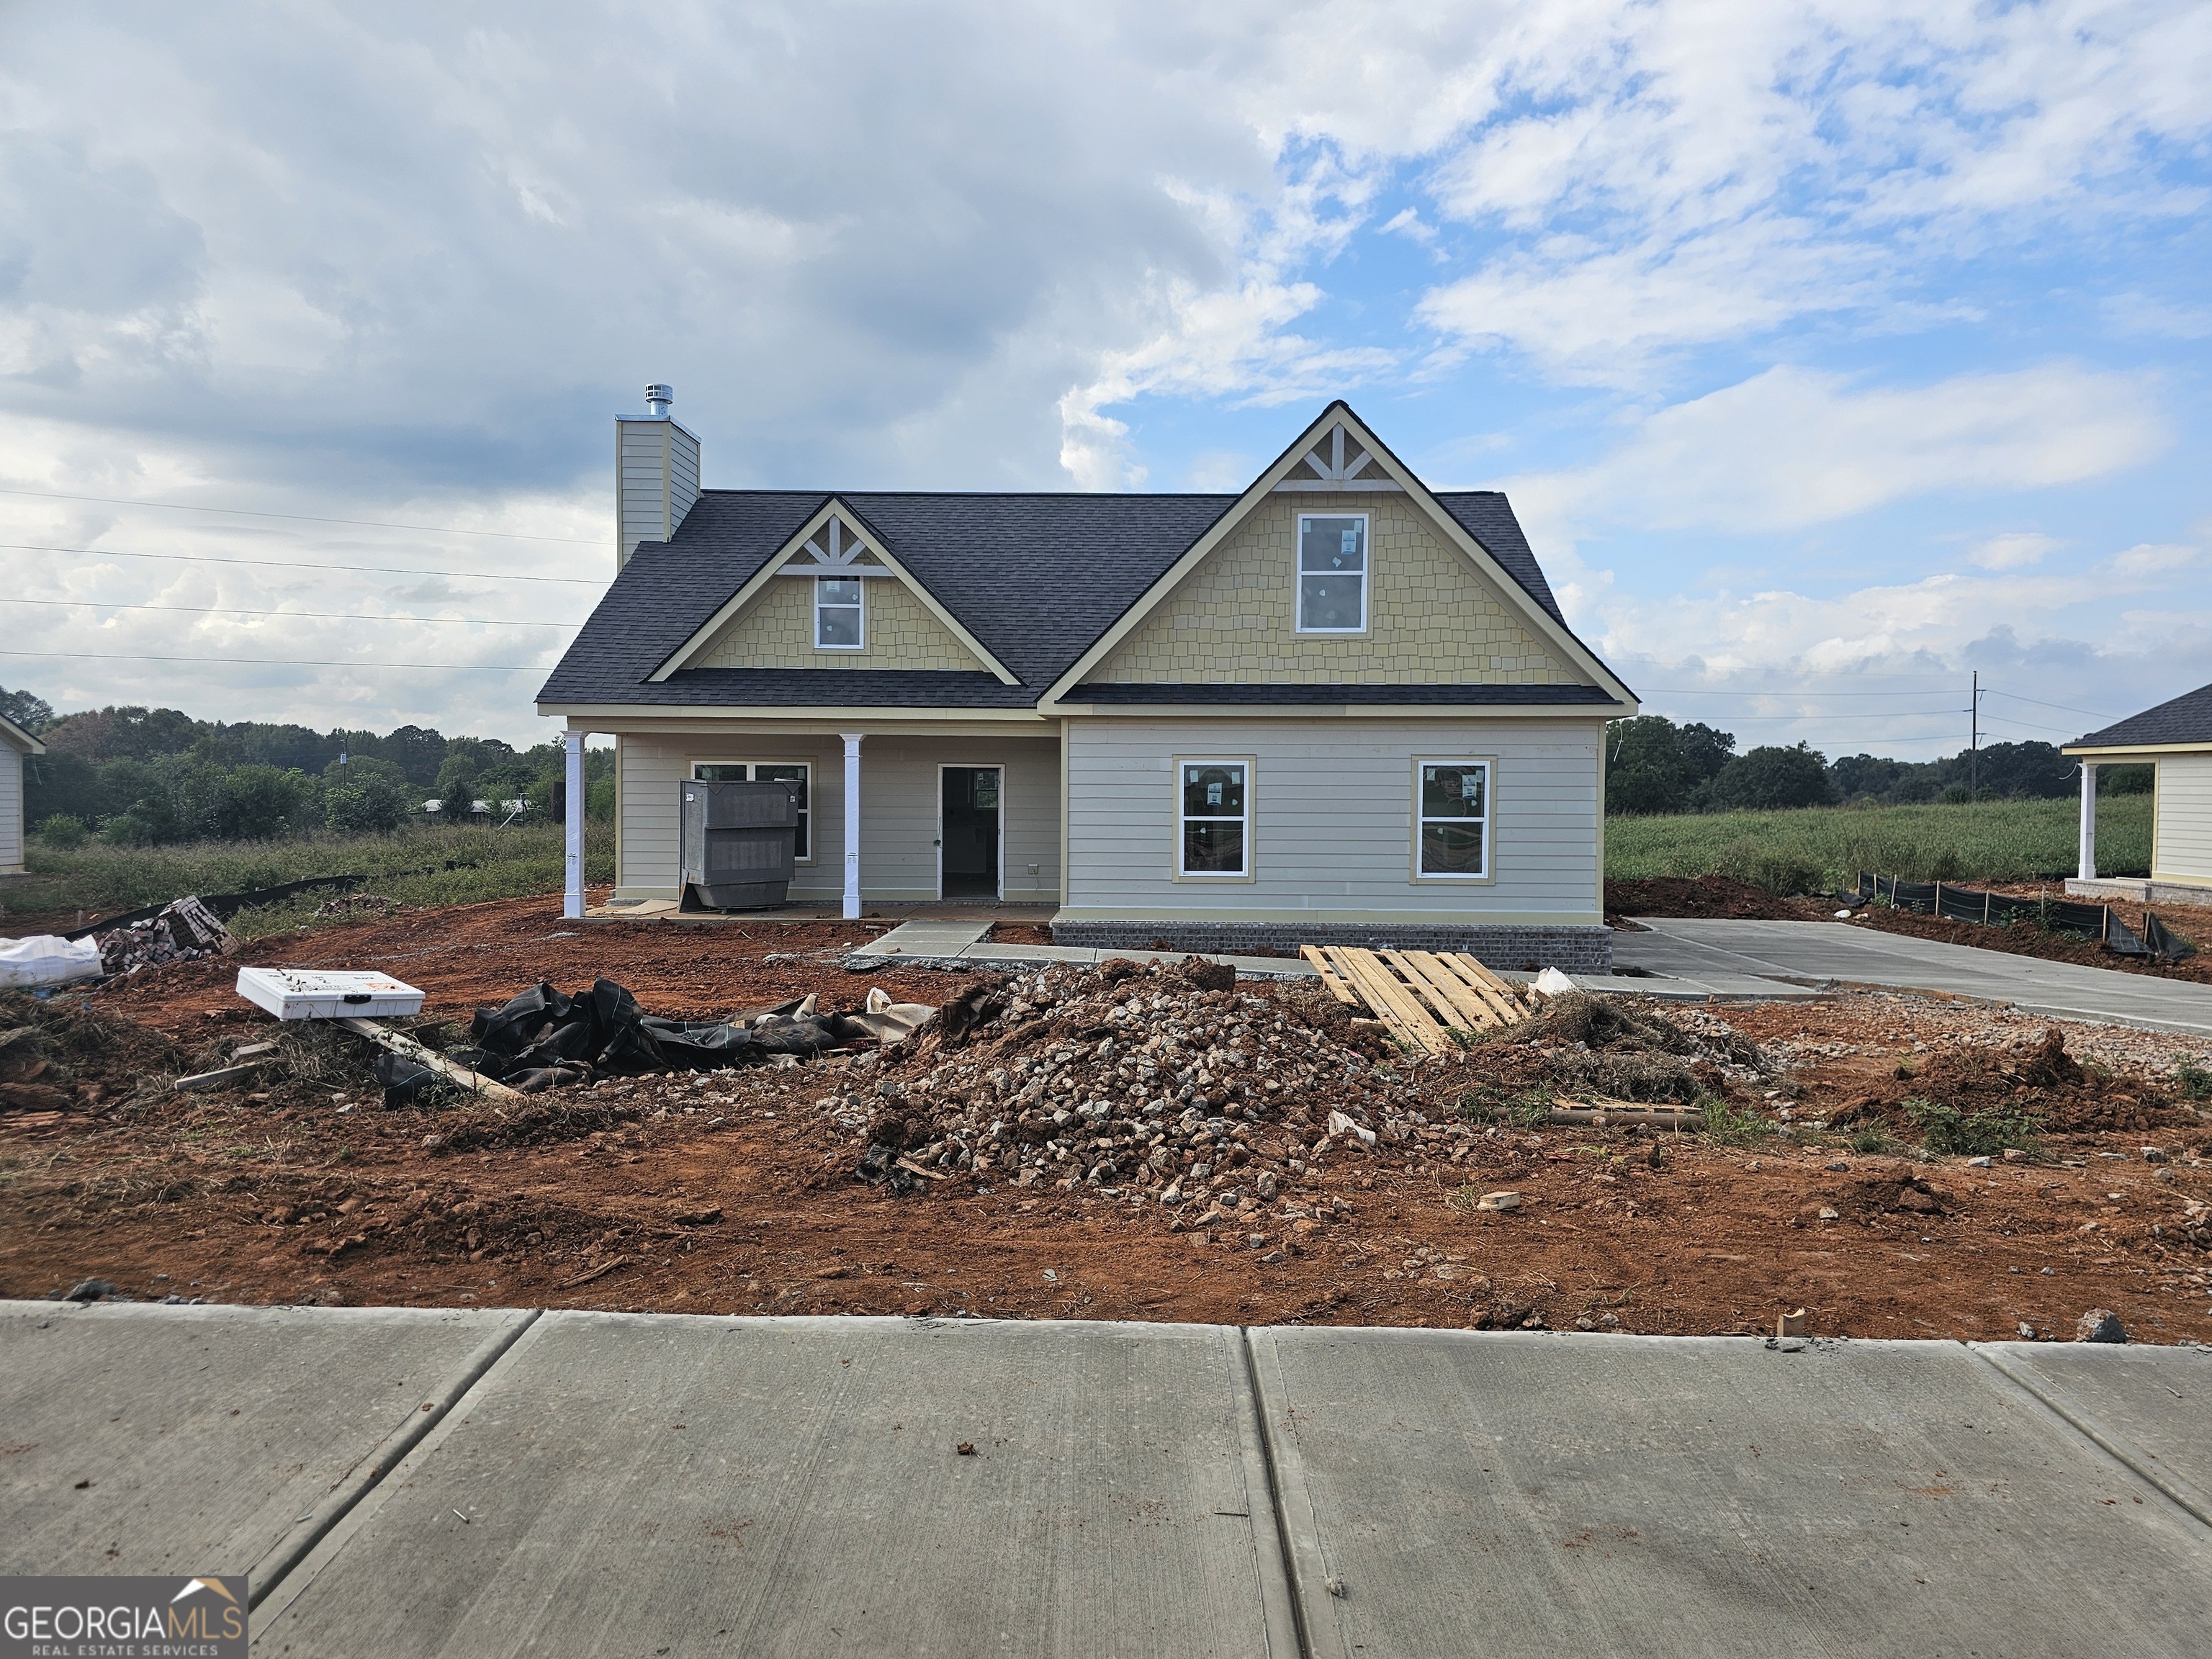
[940,766,1002,899]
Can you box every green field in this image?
[1604,795,2152,894]
[5,823,615,938]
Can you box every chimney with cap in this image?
[615,382,701,570]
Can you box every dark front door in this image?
[940,767,1001,899]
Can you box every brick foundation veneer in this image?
[1051,920,1611,973]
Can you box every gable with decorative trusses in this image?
[1274,418,1397,492]
[1091,489,1586,686]
[652,502,1015,683]
[1043,402,1631,706]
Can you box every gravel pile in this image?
[811,961,1773,1228]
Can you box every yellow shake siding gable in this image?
[1092,491,1585,685]
[693,572,984,672]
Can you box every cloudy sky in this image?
[2,1,2206,755]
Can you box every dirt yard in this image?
[4,893,2209,1344]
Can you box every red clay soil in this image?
[1843,900,2212,985]
[4,899,2209,1346]
[986,922,1058,947]
[1606,876,1825,922]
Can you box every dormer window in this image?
[1297,514,1367,632]
[815,577,863,648]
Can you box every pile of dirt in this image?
[1511,992,1768,1105]
[0,990,188,1120]
[1604,876,1815,922]
[825,959,1384,1206]
[1829,1027,2202,1139]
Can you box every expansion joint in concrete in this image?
[247,1308,544,1611]
[1966,1344,2212,1535]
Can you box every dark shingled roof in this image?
[2070,679,2212,750]
[1066,683,1620,706]
[536,486,1606,711]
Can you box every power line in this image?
[0,485,603,544]
[0,648,543,673]
[0,539,601,585]
[1984,688,2112,719]
[1642,686,1964,698]
[1,595,579,628]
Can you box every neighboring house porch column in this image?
[2077,762,2098,881]
[841,732,863,920]
[563,729,587,919]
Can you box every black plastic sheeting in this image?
[1856,872,2195,958]
[449,977,869,1094]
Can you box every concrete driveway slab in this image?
[1973,1341,2212,1527]
[1249,1328,2212,1659]
[1619,917,2212,1035]
[0,1300,532,1595]
[255,1313,1296,1658]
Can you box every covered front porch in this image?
[559,719,1061,920]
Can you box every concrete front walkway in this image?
[5,1301,2209,1656]
[1620,917,2212,1035]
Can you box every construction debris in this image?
[1302,945,1531,1053]
[0,934,103,989]
[95,896,235,977]
[427,977,917,1094]
[829,957,1488,1208]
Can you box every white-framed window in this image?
[1177,758,1251,877]
[1413,759,1490,880]
[1297,513,1367,633]
[815,576,863,649]
[691,761,811,860]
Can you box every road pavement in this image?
[1618,917,2212,1035]
[5,1301,2209,1656]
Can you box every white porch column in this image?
[2077,762,2098,881]
[840,732,863,920]
[563,730,587,918]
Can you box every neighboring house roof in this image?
[0,713,46,755]
[539,436,1594,715]
[2067,679,2212,752]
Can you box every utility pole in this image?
[1966,670,1982,801]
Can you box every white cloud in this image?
[1509,364,2164,538]
[1969,533,2059,571]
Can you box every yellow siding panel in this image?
[1094,492,1585,685]
[695,575,982,672]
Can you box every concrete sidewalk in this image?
[6,1301,2209,1656]
[1619,917,2212,1035]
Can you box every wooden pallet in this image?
[1299,945,1531,1054]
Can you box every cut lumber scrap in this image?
[174,1061,275,1093]
[1382,950,1495,1032]
[333,1016,523,1102]
[1322,948,1455,1055]
[1300,945,1359,1004]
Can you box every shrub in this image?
[2175,1061,2212,1102]
[1903,1095,2041,1157]
[32,814,86,848]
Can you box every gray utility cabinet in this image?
[679,780,799,909]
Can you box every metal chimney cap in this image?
[644,383,673,418]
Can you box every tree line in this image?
[1604,714,2149,817]
[4,686,610,848]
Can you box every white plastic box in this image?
[235,966,426,1021]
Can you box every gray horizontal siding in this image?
[0,747,21,871]
[2155,755,2212,883]
[614,729,1058,902]
[1064,716,1601,920]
